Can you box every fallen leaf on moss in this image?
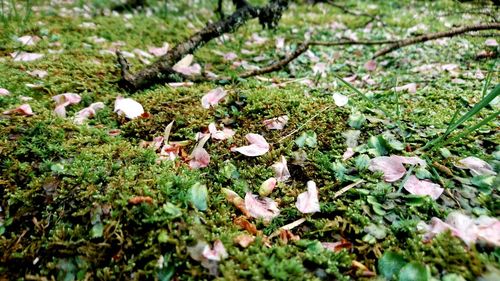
[234,234,255,248]
[128,196,153,205]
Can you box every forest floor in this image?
[0,0,499,280]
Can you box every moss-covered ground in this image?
[0,0,499,280]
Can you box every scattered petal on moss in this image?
[53,93,81,117]
[296,181,320,214]
[0,88,10,96]
[11,51,44,62]
[272,156,290,182]
[208,122,235,140]
[189,147,210,169]
[231,133,270,156]
[3,104,33,116]
[202,240,228,261]
[234,234,255,248]
[244,192,280,221]
[201,87,227,109]
[369,155,426,182]
[114,96,144,119]
[263,115,289,130]
[258,177,277,197]
[403,175,443,200]
[455,156,496,176]
[333,93,349,107]
[73,102,105,124]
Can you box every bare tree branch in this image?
[373,22,500,58]
[118,0,289,91]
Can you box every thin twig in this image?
[333,180,364,199]
[374,22,500,58]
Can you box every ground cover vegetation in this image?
[0,0,499,280]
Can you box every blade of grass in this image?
[439,110,499,148]
[422,84,500,151]
[334,74,393,119]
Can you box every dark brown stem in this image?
[118,0,289,91]
[373,22,500,58]
[239,41,310,78]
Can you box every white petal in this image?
[114,97,144,119]
[295,181,320,214]
[333,93,348,107]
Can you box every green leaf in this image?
[398,262,428,281]
[295,131,317,148]
[471,175,495,194]
[368,135,389,156]
[91,222,104,238]
[348,112,366,129]
[378,251,407,280]
[355,154,370,170]
[189,182,208,211]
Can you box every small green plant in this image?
[421,84,499,152]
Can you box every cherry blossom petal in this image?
[394,83,417,93]
[73,102,105,124]
[258,177,277,197]
[485,38,498,47]
[202,240,228,261]
[2,104,33,116]
[52,93,81,117]
[148,42,169,57]
[189,147,210,169]
[114,96,144,119]
[0,88,10,96]
[231,133,270,156]
[201,87,227,109]
[369,156,407,182]
[11,51,44,62]
[333,93,349,107]
[455,156,496,176]
[296,181,320,214]
[419,212,500,247]
[364,60,377,72]
[208,122,235,140]
[263,115,289,130]
[172,54,201,75]
[244,193,280,221]
[391,155,426,166]
[272,156,290,182]
[403,175,443,200]
[27,69,48,78]
[342,147,355,160]
[17,35,40,46]
[234,234,255,248]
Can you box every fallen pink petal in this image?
[3,104,34,116]
[52,93,82,117]
[208,123,235,140]
[403,175,443,200]
[244,192,280,221]
[148,42,170,57]
[369,155,426,182]
[296,181,320,214]
[272,156,290,182]
[342,147,355,160]
[455,156,496,176]
[231,133,270,156]
[27,70,48,78]
[263,115,289,130]
[73,102,105,125]
[11,52,44,62]
[419,212,500,247]
[201,88,227,109]
[0,88,10,96]
[189,147,210,169]
[394,83,417,93]
[364,60,377,71]
[202,240,228,261]
[258,177,277,197]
